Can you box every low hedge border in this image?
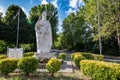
[80,60,120,80]
[71,52,104,61]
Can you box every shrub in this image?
[58,53,66,60]
[0,55,7,60]
[82,53,94,60]
[70,53,74,59]
[71,52,82,59]
[80,60,120,80]
[17,57,38,75]
[74,54,85,67]
[46,58,61,75]
[92,54,104,61]
[0,58,18,75]
[24,52,34,57]
[0,40,7,52]
[20,44,34,52]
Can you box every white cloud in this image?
[67,8,76,16]
[69,0,78,8]
[69,0,83,8]
[51,0,58,8]
[78,0,84,7]
[41,0,48,5]
[30,0,33,4]
[0,6,5,17]
[21,6,29,18]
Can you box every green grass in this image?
[0,71,91,80]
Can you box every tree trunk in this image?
[117,27,120,54]
[118,35,120,54]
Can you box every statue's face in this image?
[42,11,47,17]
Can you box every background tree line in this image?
[58,0,120,56]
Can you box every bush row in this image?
[80,60,120,80]
[71,52,104,61]
[71,52,104,67]
[0,56,61,76]
[0,57,38,76]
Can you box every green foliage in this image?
[24,52,34,57]
[92,54,104,61]
[74,54,85,67]
[70,54,74,59]
[80,60,120,80]
[0,40,7,52]
[46,58,61,73]
[2,4,32,44]
[82,53,94,60]
[0,55,7,60]
[71,52,83,59]
[72,52,94,60]
[61,7,93,51]
[20,44,34,52]
[17,57,38,75]
[83,0,120,54]
[54,33,62,49]
[58,53,66,60]
[72,52,104,67]
[0,58,18,75]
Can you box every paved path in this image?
[104,59,120,63]
[37,61,73,73]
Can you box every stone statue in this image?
[35,11,52,54]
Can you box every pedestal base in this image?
[33,52,56,62]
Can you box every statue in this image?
[35,11,52,55]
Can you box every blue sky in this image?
[0,0,83,32]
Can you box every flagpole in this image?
[16,9,20,48]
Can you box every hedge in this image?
[0,58,18,75]
[58,53,66,60]
[17,57,38,75]
[74,54,85,67]
[24,52,34,57]
[0,55,7,60]
[80,60,120,80]
[71,52,83,59]
[92,54,104,61]
[46,58,61,73]
[82,53,94,60]
[71,52,104,61]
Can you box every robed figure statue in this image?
[35,11,52,54]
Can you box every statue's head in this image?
[42,11,47,17]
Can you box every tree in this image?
[83,0,120,55]
[29,3,58,48]
[61,7,92,51]
[0,12,2,20]
[2,4,31,46]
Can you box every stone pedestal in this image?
[33,52,56,63]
